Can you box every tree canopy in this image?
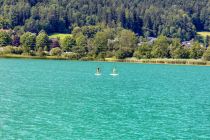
[0,0,209,40]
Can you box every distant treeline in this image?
[0,26,210,61]
[0,0,209,40]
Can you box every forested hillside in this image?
[0,0,209,40]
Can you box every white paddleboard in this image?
[110,73,119,76]
[95,73,101,76]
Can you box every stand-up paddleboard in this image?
[110,73,119,76]
[95,73,101,76]
[110,67,118,76]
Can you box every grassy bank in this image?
[105,58,210,66]
[0,54,68,60]
[49,33,72,40]
[197,32,210,38]
[1,54,210,66]
[106,58,210,66]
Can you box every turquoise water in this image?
[0,59,210,139]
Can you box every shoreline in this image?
[0,54,210,66]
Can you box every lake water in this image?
[0,59,210,139]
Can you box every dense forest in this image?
[0,0,209,40]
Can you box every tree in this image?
[72,27,82,38]
[94,28,114,56]
[72,46,87,58]
[151,35,170,58]
[93,31,108,54]
[171,46,189,59]
[0,16,10,29]
[118,29,137,48]
[189,42,205,59]
[61,36,76,51]
[161,9,196,40]
[205,36,210,48]
[81,25,101,38]
[36,31,49,51]
[134,44,152,59]
[170,39,189,59]
[20,32,36,52]
[76,34,87,47]
[24,18,40,33]
[203,47,210,61]
[0,31,12,46]
[93,29,114,55]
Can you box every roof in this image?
[181,41,192,47]
[0,29,10,32]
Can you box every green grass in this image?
[49,33,72,40]
[197,32,210,37]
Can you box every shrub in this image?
[115,47,133,59]
[1,46,13,54]
[97,52,106,60]
[71,46,87,58]
[22,50,36,56]
[50,47,62,56]
[151,35,170,58]
[61,36,76,51]
[2,46,23,54]
[36,47,46,57]
[189,42,205,59]
[62,52,79,60]
[12,47,23,54]
[36,31,49,50]
[105,51,115,58]
[20,32,36,51]
[134,44,152,59]
[0,32,11,46]
[80,56,94,61]
[203,47,210,61]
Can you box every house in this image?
[182,41,192,47]
[181,41,192,47]
[49,38,60,49]
[107,38,119,48]
[147,37,157,44]
[0,29,11,33]
[138,37,157,46]
[137,42,144,46]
